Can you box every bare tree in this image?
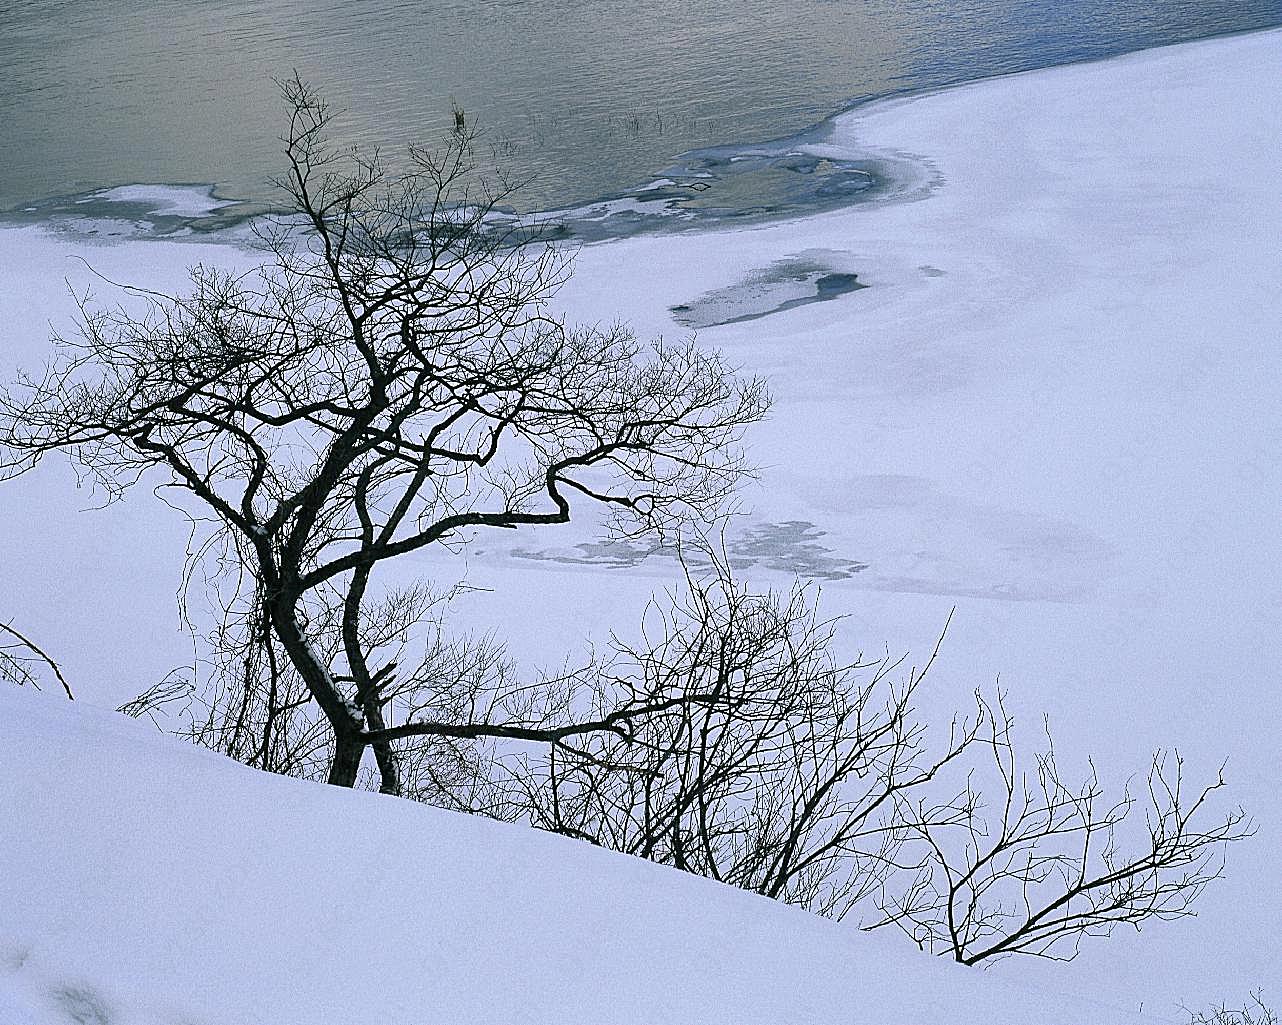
[0,76,767,794]
[0,74,1248,976]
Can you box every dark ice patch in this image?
[3,185,255,243]
[539,146,935,243]
[511,519,866,580]
[52,986,112,1025]
[731,520,868,579]
[671,254,866,329]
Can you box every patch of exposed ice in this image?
[87,184,236,218]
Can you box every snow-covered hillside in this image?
[2,25,1279,1022]
[0,688,1162,1025]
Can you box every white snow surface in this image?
[1,26,1280,1021]
[86,183,234,217]
[0,688,1162,1025]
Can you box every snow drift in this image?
[0,688,1159,1025]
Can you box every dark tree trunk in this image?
[267,596,367,788]
[328,730,366,788]
[362,693,403,796]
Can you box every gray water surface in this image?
[2,1,1279,218]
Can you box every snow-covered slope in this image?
[0,689,1162,1025]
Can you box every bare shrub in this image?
[524,562,976,918]
[1187,995,1277,1025]
[868,699,1254,963]
[523,561,1254,966]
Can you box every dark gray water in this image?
[2,1,1279,218]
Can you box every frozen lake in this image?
[2,0,1279,217]
[1,22,1280,1019]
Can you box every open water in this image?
[2,0,1279,221]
